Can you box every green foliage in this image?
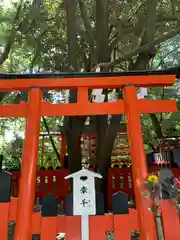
[0,116,61,170]
[38,135,61,169]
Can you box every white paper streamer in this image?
[65,90,70,103]
[92,89,103,96]
[109,89,117,102]
[137,88,148,99]
[94,94,105,103]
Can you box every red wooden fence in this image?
[1,197,180,239]
[11,167,180,209]
[0,197,140,239]
[11,170,70,205]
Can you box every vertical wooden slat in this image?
[77,87,88,104]
[31,212,41,234]
[115,172,120,190]
[90,215,114,240]
[9,198,18,222]
[39,174,46,199]
[0,171,12,240]
[41,217,57,240]
[0,203,10,240]
[114,210,139,240]
[161,200,180,240]
[108,169,113,210]
[90,216,105,240]
[55,173,62,204]
[56,216,66,233]
[47,174,53,194]
[114,215,132,239]
[65,216,81,240]
[60,133,66,168]
[123,170,129,194]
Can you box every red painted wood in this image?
[7,197,156,239]
[11,168,180,209]
[161,200,180,240]
[114,209,139,239]
[0,203,10,240]
[0,75,175,92]
[89,215,113,240]
[65,216,81,240]
[41,217,57,240]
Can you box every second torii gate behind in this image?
[0,73,177,240]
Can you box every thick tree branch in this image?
[96,0,109,63]
[0,0,24,65]
[129,0,157,70]
[0,0,26,103]
[128,1,164,140]
[170,0,176,17]
[142,0,157,44]
[78,0,94,48]
[128,2,145,21]
[150,114,164,138]
[64,0,77,70]
[109,23,134,51]
[96,26,180,69]
[29,30,46,71]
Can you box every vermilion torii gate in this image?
[0,74,177,240]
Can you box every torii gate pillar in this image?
[124,85,156,239]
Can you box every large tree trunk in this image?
[133,0,164,140]
[64,0,86,189]
[150,114,164,138]
[94,0,124,210]
[96,115,122,209]
[95,0,161,211]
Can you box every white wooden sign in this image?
[65,169,102,240]
[65,169,102,216]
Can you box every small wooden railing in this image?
[10,168,180,209]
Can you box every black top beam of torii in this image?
[0,66,180,79]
